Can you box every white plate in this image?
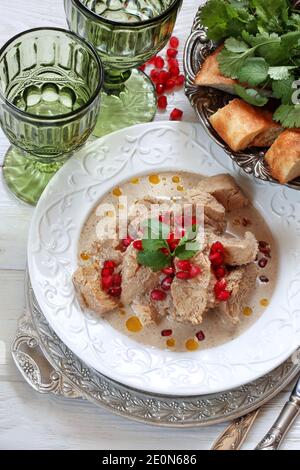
[28,122,300,396]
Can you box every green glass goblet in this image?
[0,27,103,205]
[64,0,183,137]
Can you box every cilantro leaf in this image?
[272,76,295,104]
[251,0,289,34]
[141,238,168,252]
[218,47,255,79]
[234,84,269,106]
[137,250,171,272]
[237,57,269,85]
[273,104,300,127]
[174,241,200,260]
[224,37,249,52]
[268,66,297,80]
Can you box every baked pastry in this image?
[209,99,282,151]
[265,129,300,183]
[194,46,238,94]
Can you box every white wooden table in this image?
[0,0,299,450]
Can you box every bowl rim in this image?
[68,0,183,28]
[0,26,104,123]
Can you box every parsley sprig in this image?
[200,0,300,127]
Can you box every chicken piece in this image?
[121,244,160,305]
[209,232,258,266]
[73,264,118,316]
[171,253,212,324]
[209,99,282,152]
[191,174,248,211]
[218,263,257,324]
[183,190,226,234]
[131,299,161,326]
[88,239,123,265]
[265,129,300,184]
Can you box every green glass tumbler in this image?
[64,0,183,137]
[0,27,103,205]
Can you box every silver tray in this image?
[183,7,300,191]
[11,272,300,428]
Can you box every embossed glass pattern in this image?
[0,27,103,205]
[64,0,182,137]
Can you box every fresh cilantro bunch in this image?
[200,0,300,127]
[137,218,200,272]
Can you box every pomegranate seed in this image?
[161,247,170,255]
[165,78,176,91]
[196,330,205,341]
[147,56,156,65]
[170,36,179,49]
[102,275,113,291]
[158,70,171,84]
[122,236,133,248]
[150,69,160,83]
[259,275,269,283]
[155,56,165,69]
[133,240,143,251]
[242,217,251,227]
[161,276,174,291]
[170,108,183,121]
[161,329,172,337]
[209,252,224,266]
[176,271,190,280]
[157,95,168,110]
[216,290,231,301]
[259,245,271,256]
[156,83,165,95]
[169,65,180,77]
[167,48,178,58]
[168,58,179,69]
[151,289,167,301]
[258,257,268,268]
[104,260,116,269]
[259,240,268,248]
[159,212,170,224]
[109,286,122,297]
[214,279,227,293]
[162,266,175,275]
[189,265,202,278]
[139,64,146,71]
[169,240,179,251]
[177,260,191,272]
[175,75,185,87]
[112,273,122,287]
[211,241,224,254]
[214,266,226,279]
[102,267,114,277]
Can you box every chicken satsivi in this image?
[73,174,260,329]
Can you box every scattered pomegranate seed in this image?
[147,56,156,65]
[170,108,183,121]
[122,236,133,248]
[102,275,113,291]
[177,260,191,272]
[167,48,178,58]
[214,279,227,296]
[211,241,224,254]
[161,247,170,255]
[216,290,231,301]
[150,69,160,82]
[175,75,185,87]
[209,252,224,266]
[139,64,146,71]
[161,329,173,337]
[161,276,174,291]
[104,260,116,269]
[151,289,167,301]
[258,240,268,248]
[196,330,205,341]
[158,70,171,84]
[165,78,176,90]
[109,286,122,297]
[258,257,268,268]
[162,266,175,275]
[189,265,202,278]
[170,36,179,49]
[169,65,180,77]
[214,266,226,279]
[112,273,122,287]
[133,239,143,251]
[154,56,165,69]
[169,240,179,251]
[259,245,271,257]
[156,83,165,95]
[102,267,114,277]
[259,275,269,283]
[176,271,190,280]
[157,95,168,110]
[167,58,179,69]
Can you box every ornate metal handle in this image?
[212,409,260,450]
[255,379,300,450]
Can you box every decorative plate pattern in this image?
[28,121,300,396]
[183,7,300,190]
[18,273,299,428]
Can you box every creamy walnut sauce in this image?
[78,172,277,352]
